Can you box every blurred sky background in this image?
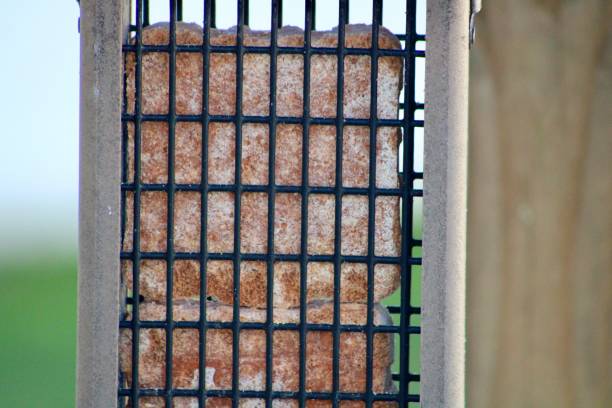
[1,1,80,254]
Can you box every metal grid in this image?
[118,0,425,407]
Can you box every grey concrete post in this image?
[77,0,129,406]
[422,0,470,407]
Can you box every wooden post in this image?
[467,1,612,406]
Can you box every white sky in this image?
[0,0,424,251]
[0,1,80,249]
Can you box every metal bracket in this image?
[470,0,482,47]
[76,0,80,33]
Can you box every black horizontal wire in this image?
[387,306,421,315]
[392,373,420,382]
[120,251,422,265]
[121,113,424,128]
[119,320,421,334]
[120,182,422,196]
[122,43,425,58]
[126,24,425,42]
[121,301,422,316]
[118,388,420,402]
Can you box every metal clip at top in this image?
[470,0,482,47]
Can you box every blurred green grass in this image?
[0,254,77,407]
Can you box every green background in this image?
[0,253,77,407]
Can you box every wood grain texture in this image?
[467,2,612,407]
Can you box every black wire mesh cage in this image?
[117,1,425,407]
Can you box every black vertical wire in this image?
[177,0,183,21]
[121,47,129,252]
[119,25,129,408]
[299,3,313,408]
[244,0,250,26]
[345,1,350,25]
[121,49,129,279]
[232,2,246,408]
[211,0,217,28]
[365,1,382,407]
[332,2,348,407]
[131,0,144,406]
[198,1,213,407]
[400,0,417,405]
[165,1,178,407]
[143,0,150,26]
[265,1,280,408]
[277,0,283,28]
[310,0,316,31]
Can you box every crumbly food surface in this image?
[122,22,404,308]
[119,301,396,398]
